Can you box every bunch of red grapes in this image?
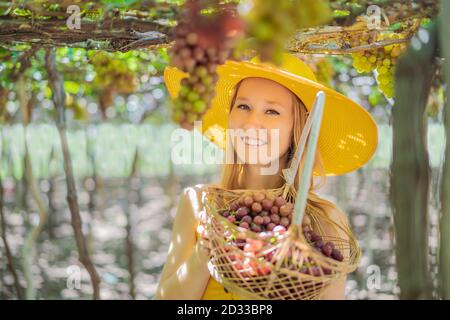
[168,1,243,130]
[217,191,344,279]
[219,192,293,233]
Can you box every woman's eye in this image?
[237,104,250,110]
[266,109,280,115]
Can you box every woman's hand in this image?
[194,210,212,264]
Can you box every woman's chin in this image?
[232,142,281,165]
[235,152,278,166]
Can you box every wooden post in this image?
[438,0,450,299]
[18,74,48,300]
[390,21,437,299]
[0,173,23,299]
[45,48,101,299]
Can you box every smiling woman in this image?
[228,78,295,170]
[158,52,378,300]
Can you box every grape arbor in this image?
[0,0,447,300]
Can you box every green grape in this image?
[193,100,207,113]
[187,91,199,102]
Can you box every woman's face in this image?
[228,77,294,166]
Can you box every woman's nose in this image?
[242,110,264,130]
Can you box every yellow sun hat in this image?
[164,52,378,176]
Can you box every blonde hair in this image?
[219,78,346,222]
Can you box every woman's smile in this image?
[240,135,268,147]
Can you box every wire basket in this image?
[201,185,361,300]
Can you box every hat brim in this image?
[164,60,378,176]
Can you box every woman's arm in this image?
[319,275,347,300]
[154,187,211,300]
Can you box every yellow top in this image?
[194,222,247,300]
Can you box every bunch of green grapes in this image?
[91,52,136,94]
[241,0,332,65]
[91,52,137,115]
[168,1,243,130]
[168,23,223,129]
[351,33,407,99]
[315,57,335,87]
[66,94,88,121]
[352,49,379,73]
[375,40,406,99]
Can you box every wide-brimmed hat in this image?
[164,52,378,176]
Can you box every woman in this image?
[155,53,378,300]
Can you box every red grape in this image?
[229,202,239,211]
[304,230,313,241]
[262,199,274,211]
[262,216,271,226]
[239,222,249,229]
[243,196,254,208]
[331,248,344,262]
[314,239,324,249]
[253,192,265,203]
[236,207,249,218]
[280,217,290,227]
[251,202,262,213]
[279,204,292,217]
[311,233,322,242]
[310,266,321,277]
[253,215,264,225]
[266,223,276,231]
[322,243,333,257]
[274,197,286,207]
[322,267,332,275]
[241,215,252,224]
[251,224,262,233]
[270,214,280,224]
[260,210,269,217]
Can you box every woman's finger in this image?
[199,239,208,252]
[196,221,210,240]
[197,238,211,256]
[199,210,209,224]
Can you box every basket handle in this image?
[282,91,326,188]
[287,91,326,226]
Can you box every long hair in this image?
[219,78,348,222]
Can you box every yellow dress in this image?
[195,221,247,300]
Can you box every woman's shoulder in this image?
[326,203,350,229]
[308,194,349,224]
[181,183,219,220]
[182,183,222,198]
[182,183,216,198]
